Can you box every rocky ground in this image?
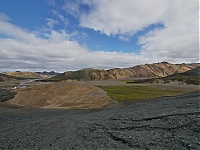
[0,91,199,149]
[0,89,16,102]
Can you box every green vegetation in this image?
[99,85,196,101]
[126,78,157,84]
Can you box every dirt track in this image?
[0,91,199,149]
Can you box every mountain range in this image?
[0,73,23,82]
[35,71,60,76]
[3,72,48,79]
[46,62,200,81]
[126,66,200,85]
[1,62,199,82]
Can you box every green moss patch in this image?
[99,85,196,101]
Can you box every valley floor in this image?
[0,91,199,149]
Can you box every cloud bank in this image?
[0,0,199,72]
[79,0,199,62]
[0,16,145,72]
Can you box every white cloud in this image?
[0,20,36,42]
[45,18,58,28]
[76,0,199,63]
[0,0,199,72]
[138,0,199,63]
[0,18,147,72]
[118,35,130,42]
[51,10,69,26]
[0,12,10,22]
[79,0,167,35]
[63,0,80,18]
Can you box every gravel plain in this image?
[0,91,199,149]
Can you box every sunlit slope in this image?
[0,73,24,82]
[8,82,119,109]
[4,72,48,79]
[46,62,200,81]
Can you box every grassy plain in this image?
[99,84,198,101]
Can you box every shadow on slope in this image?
[0,73,24,82]
[41,62,200,82]
[127,67,200,85]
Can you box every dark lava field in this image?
[0,91,199,149]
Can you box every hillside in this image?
[4,72,48,79]
[7,82,119,109]
[35,71,60,76]
[168,66,200,78]
[46,62,200,81]
[162,66,200,84]
[127,66,200,85]
[0,73,24,82]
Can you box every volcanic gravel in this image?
[0,91,199,149]
[0,89,16,102]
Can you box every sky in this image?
[0,0,199,72]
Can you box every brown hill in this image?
[0,73,24,82]
[47,62,200,81]
[7,82,119,109]
[35,71,60,76]
[127,66,200,85]
[4,72,48,79]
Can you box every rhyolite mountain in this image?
[127,66,200,85]
[161,66,200,85]
[35,71,60,76]
[0,73,24,82]
[46,62,200,81]
[3,72,48,79]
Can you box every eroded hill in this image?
[3,72,48,79]
[127,66,200,85]
[47,62,200,81]
[35,71,60,76]
[0,73,24,82]
[7,82,119,109]
[162,66,200,84]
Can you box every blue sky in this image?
[0,0,144,53]
[0,0,198,72]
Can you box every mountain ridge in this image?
[0,73,24,82]
[35,71,60,76]
[3,72,48,79]
[127,66,200,85]
[46,62,200,81]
